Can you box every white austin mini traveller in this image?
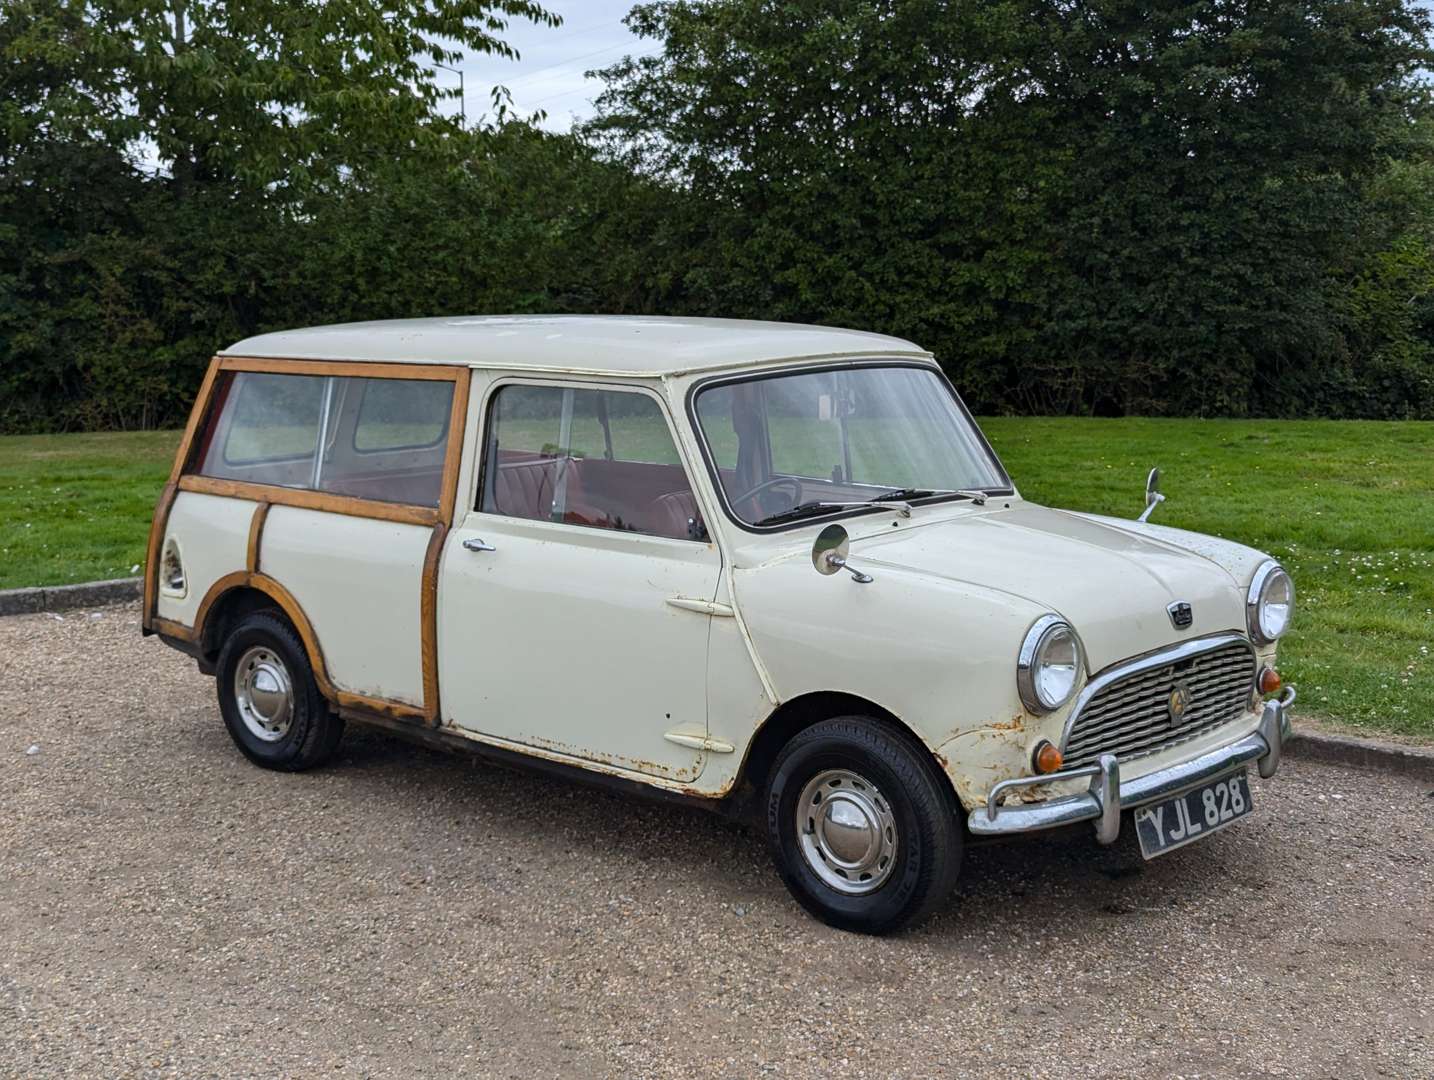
[145,316,1297,933]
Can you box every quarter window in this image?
[193,371,455,507]
[480,385,704,541]
[218,372,326,467]
[354,379,452,452]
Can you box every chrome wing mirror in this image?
[812,523,873,584]
[1138,467,1166,523]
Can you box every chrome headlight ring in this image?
[1247,560,1294,645]
[1017,614,1084,714]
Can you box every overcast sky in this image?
[445,1,650,131]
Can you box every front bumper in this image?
[967,686,1296,844]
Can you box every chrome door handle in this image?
[462,538,496,553]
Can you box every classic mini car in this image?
[145,316,1296,933]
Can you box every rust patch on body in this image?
[521,733,702,784]
[934,725,1032,811]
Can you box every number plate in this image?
[1133,770,1253,860]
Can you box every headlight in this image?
[1247,560,1294,644]
[1017,615,1083,713]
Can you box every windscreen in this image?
[694,365,1007,527]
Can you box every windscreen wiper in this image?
[871,486,988,506]
[752,498,914,527]
[868,487,945,502]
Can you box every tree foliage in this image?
[2,0,558,190]
[2,0,1432,432]
[590,0,1434,417]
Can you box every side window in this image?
[196,372,326,488]
[193,371,454,507]
[353,379,452,452]
[481,384,705,541]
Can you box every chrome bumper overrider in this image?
[968,686,1296,844]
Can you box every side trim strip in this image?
[155,356,473,726]
[663,731,736,754]
[169,358,223,486]
[666,597,735,617]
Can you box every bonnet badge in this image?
[1167,679,1193,725]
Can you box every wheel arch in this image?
[730,691,958,813]
[194,572,337,700]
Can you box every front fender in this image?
[732,555,1050,768]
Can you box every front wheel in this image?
[215,611,344,771]
[765,716,962,934]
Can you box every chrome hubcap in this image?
[795,768,898,895]
[234,646,293,742]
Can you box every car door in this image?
[437,379,722,783]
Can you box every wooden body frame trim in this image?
[218,355,464,381]
[142,482,178,632]
[146,356,474,729]
[143,356,223,631]
[246,501,270,573]
[420,523,449,726]
[176,474,441,526]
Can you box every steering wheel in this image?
[731,475,804,518]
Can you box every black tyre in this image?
[215,611,344,771]
[765,716,962,934]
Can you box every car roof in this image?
[220,315,932,376]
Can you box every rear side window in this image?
[193,370,455,507]
[480,384,704,541]
[219,373,326,466]
[354,379,452,452]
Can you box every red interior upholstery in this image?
[322,468,443,506]
[647,490,704,540]
[486,449,703,540]
[490,455,558,519]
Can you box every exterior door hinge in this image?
[665,597,735,618]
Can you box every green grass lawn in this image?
[1,418,1430,738]
[0,431,179,589]
[982,417,1433,739]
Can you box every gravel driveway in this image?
[2,604,1431,1079]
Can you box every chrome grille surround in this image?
[1059,634,1257,769]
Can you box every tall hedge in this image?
[590,0,1434,418]
[1,0,1431,432]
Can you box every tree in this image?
[0,0,563,431]
[590,0,1434,416]
[4,0,559,195]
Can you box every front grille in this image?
[1062,639,1256,768]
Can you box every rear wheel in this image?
[216,611,344,771]
[765,716,962,934]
